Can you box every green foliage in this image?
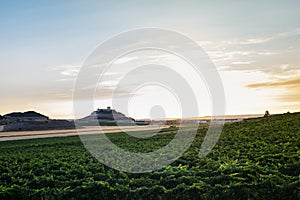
[0,113,299,199]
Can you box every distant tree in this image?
[264,110,270,117]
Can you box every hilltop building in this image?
[82,107,135,123]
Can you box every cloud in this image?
[51,65,81,82]
[231,61,255,65]
[198,28,300,50]
[113,56,139,64]
[206,50,278,70]
[232,28,300,45]
[61,68,79,77]
[247,77,300,88]
[259,65,300,77]
[246,75,300,103]
[34,64,135,104]
[56,65,80,77]
[197,28,300,75]
[202,43,299,77]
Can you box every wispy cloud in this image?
[54,65,80,77]
[198,28,300,50]
[231,61,255,65]
[45,64,134,103]
[246,75,300,103]
[204,47,286,71]
[247,77,300,88]
[113,56,139,64]
[198,28,300,77]
[237,28,300,45]
[259,64,300,77]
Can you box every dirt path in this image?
[0,125,166,142]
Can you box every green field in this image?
[0,113,299,199]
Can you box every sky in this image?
[0,0,300,119]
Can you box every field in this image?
[0,113,299,199]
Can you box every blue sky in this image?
[0,1,300,118]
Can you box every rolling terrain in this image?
[0,113,299,199]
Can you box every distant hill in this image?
[2,120,76,132]
[0,111,77,132]
[78,107,136,126]
[85,107,134,121]
[4,111,49,120]
[0,115,5,125]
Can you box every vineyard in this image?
[0,113,299,199]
